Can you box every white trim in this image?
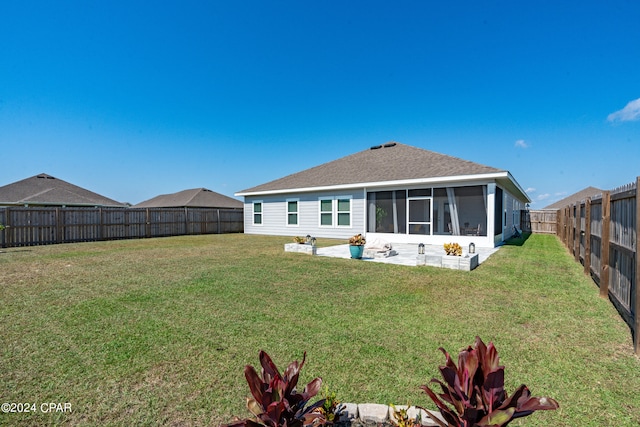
[407,195,433,236]
[318,196,333,228]
[236,171,530,202]
[285,198,299,227]
[336,196,352,228]
[252,200,263,226]
[317,195,353,228]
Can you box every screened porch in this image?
[366,185,488,237]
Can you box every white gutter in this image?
[503,171,531,203]
[236,171,528,199]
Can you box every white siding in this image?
[501,187,525,240]
[241,180,527,247]
[243,190,365,239]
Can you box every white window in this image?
[336,198,351,226]
[319,197,351,227]
[319,198,333,227]
[253,201,263,225]
[286,199,299,226]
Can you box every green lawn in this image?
[1,233,638,426]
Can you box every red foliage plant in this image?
[223,350,326,427]
[419,336,559,427]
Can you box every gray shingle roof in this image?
[0,173,126,207]
[542,186,603,210]
[237,142,505,195]
[132,188,242,209]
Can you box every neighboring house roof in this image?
[542,186,603,210]
[236,142,530,202]
[132,188,243,209]
[0,173,127,207]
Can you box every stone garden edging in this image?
[337,403,444,426]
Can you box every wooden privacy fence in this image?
[557,177,639,354]
[0,207,243,248]
[521,209,557,234]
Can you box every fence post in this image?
[184,207,189,235]
[55,207,62,244]
[1,208,7,248]
[569,204,576,256]
[584,197,592,276]
[99,207,104,241]
[557,207,563,243]
[564,205,573,250]
[564,205,573,255]
[564,206,570,247]
[145,208,151,238]
[634,176,640,355]
[600,191,611,298]
[574,203,581,263]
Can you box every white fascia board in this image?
[235,172,517,197]
[497,171,531,203]
[510,171,532,203]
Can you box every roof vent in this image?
[383,142,397,148]
[370,145,382,150]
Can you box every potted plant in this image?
[443,242,462,256]
[375,207,387,232]
[348,234,366,259]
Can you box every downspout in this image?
[363,188,368,236]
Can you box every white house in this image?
[235,142,530,248]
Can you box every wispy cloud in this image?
[536,193,550,201]
[525,187,536,193]
[514,139,529,148]
[607,97,640,122]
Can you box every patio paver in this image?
[315,243,499,267]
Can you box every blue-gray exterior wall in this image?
[243,189,365,239]
[241,181,527,247]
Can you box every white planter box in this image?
[284,243,316,255]
[422,253,479,271]
[425,254,442,267]
[442,255,461,269]
[459,254,479,271]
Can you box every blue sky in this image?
[1,1,638,208]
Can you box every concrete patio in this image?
[315,242,500,268]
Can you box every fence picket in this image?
[0,207,243,248]
[551,179,638,355]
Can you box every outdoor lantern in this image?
[310,237,316,246]
[469,242,476,254]
[418,243,425,255]
[306,234,311,243]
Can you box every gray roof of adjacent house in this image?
[132,188,243,209]
[0,173,127,207]
[542,186,603,210]
[237,142,530,202]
